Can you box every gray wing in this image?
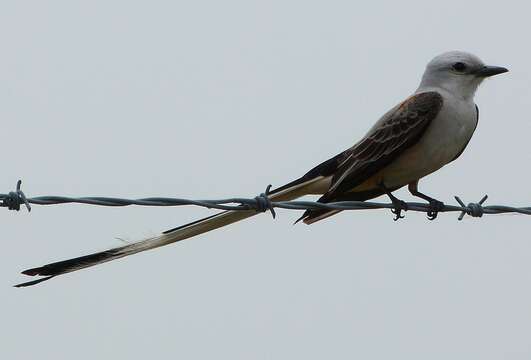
[321,91,444,201]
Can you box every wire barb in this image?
[454,195,488,220]
[1,180,31,212]
[253,184,276,218]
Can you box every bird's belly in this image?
[354,103,477,191]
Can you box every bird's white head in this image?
[417,51,508,101]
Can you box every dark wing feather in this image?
[299,92,443,223]
[278,92,443,204]
[320,91,443,202]
[269,150,351,195]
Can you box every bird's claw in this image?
[391,200,408,221]
[426,200,444,220]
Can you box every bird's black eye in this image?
[452,62,467,72]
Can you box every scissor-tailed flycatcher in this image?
[16,51,508,287]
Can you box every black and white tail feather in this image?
[15,176,326,287]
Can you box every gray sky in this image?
[2,0,531,359]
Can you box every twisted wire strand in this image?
[1,180,531,220]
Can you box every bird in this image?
[16,51,508,287]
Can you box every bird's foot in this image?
[426,199,445,220]
[378,180,408,221]
[390,199,408,221]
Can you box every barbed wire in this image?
[1,180,531,221]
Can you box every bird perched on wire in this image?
[16,51,508,287]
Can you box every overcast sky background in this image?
[2,1,531,359]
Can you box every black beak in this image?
[475,65,509,77]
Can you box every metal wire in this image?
[2,180,531,221]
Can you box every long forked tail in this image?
[15,177,326,287]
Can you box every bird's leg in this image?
[408,180,444,220]
[378,181,407,221]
